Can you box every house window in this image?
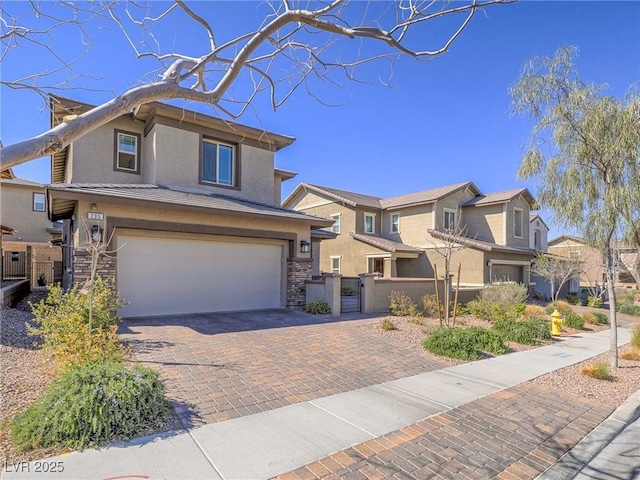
[513,208,523,238]
[364,213,375,234]
[331,214,341,234]
[33,192,45,212]
[331,256,341,274]
[390,213,400,233]
[443,208,456,231]
[569,250,580,259]
[114,130,140,173]
[202,140,235,186]
[534,230,541,250]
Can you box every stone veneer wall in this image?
[73,251,116,285]
[287,258,312,309]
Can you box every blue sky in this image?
[2,1,639,239]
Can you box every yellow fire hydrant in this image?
[550,309,563,335]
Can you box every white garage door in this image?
[117,235,283,317]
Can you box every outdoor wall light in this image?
[300,240,310,253]
[90,203,98,211]
[91,225,103,243]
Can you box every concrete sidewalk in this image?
[2,325,636,480]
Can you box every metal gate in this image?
[340,277,361,313]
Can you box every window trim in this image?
[330,213,341,234]
[32,192,45,212]
[113,129,141,174]
[513,207,524,238]
[199,136,240,190]
[443,207,457,231]
[364,212,376,234]
[390,213,400,234]
[330,256,341,274]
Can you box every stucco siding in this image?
[424,248,486,285]
[392,204,433,247]
[506,197,531,248]
[0,183,52,243]
[462,204,504,244]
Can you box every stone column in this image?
[286,258,312,309]
[322,273,342,316]
[359,273,376,314]
[383,257,397,278]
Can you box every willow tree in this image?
[511,46,640,368]
[0,0,512,170]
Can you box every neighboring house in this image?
[45,95,332,317]
[0,168,62,285]
[283,182,539,288]
[548,235,638,292]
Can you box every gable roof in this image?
[283,183,382,209]
[547,235,588,247]
[1,177,44,188]
[46,183,333,227]
[351,233,423,254]
[1,168,14,179]
[428,229,537,255]
[529,213,549,230]
[463,187,535,207]
[380,182,480,209]
[1,225,16,235]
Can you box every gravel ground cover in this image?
[0,292,181,467]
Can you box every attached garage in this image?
[117,234,284,317]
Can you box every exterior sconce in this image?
[300,240,310,253]
[91,225,103,243]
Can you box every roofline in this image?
[274,168,298,181]
[382,181,482,210]
[463,188,536,208]
[547,234,588,246]
[529,213,549,230]
[283,182,375,209]
[1,225,17,235]
[46,185,333,228]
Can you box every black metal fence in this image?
[2,251,27,279]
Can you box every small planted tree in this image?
[531,252,582,302]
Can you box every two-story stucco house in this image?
[46,96,332,317]
[1,168,62,283]
[283,182,539,287]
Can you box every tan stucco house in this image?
[46,96,332,317]
[1,168,62,283]
[283,182,539,287]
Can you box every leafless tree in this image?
[531,252,582,303]
[0,0,513,171]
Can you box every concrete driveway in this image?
[120,310,448,428]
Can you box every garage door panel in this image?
[117,235,283,317]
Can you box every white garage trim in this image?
[116,233,285,317]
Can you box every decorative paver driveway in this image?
[120,310,448,427]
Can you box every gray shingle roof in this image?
[463,188,534,207]
[428,229,536,255]
[300,184,383,209]
[1,177,43,187]
[351,233,423,254]
[380,182,479,209]
[47,184,332,225]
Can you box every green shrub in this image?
[380,318,397,330]
[389,291,420,316]
[524,305,547,318]
[592,311,609,325]
[581,363,612,381]
[587,296,603,308]
[11,362,169,451]
[582,313,597,325]
[29,279,127,372]
[545,301,573,317]
[493,319,551,345]
[566,292,583,305]
[420,294,440,318]
[616,303,640,316]
[615,288,637,305]
[304,299,331,315]
[631,324,640,350]
[466,283,528,323]
[422,326,507,360]
[563,313,585,330]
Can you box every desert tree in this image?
[531,252,582,303]
[511,46,640,367]
[0,0,513,171]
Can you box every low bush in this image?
[422,326,507,360]
[566,292,583,305]
[304,300,331,315]
[29,279,127,372]
[563,313,585,330]
[580,363,612,381]
[616,303,640,316]
[380,318,397,330]
[545,301,573,317]
[615,288,637,305]
[592,311,609,325]
[587,296,603,308]
[620,349,640,361]
[389,291,420,317]
[420,294,440,318]
[631,324,640,350]
[479,282,528,307]
[524,304,547,318]
[492,319,551,345]
[581,313,597,325]
[11,362,169,450]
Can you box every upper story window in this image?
[331,256,341,274]
[513,208,523,238]
[534,230,541,250]
[114,130,141,173]
[202,139,235,186]
[569,250,580,258]
[33,192,45,212]
[331,214,341,234]
[390,213,400,233]
[443,208,456,231]
[364,213,375,234]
